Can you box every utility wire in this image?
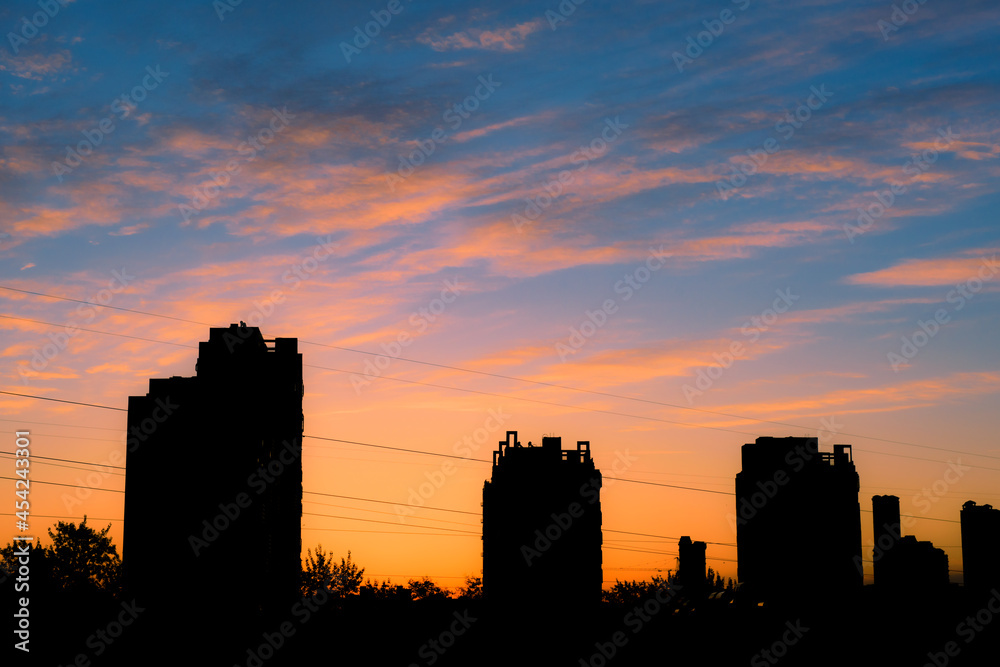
[5,284,998,462]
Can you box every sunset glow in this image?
[2,0,999,595]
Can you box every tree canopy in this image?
[1,516,120,596]
[302,546,365,596]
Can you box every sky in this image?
[1,0,999,589]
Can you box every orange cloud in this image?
[704,371,1000,426]
[0,49,73,81]
[845,250,1000,287]
[451,113,552,144]
[418,20,544,52]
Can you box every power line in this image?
[363,574,472,580]
[0,432,124,443]
[0,417,123,432]
[0,513,122,523]
[0,286,205,325]
[857,448,1000,471]
[0,452,125,476]
[0,390,127,412]
[0,476,123,492]
[303,490,478,516]
[0,314,196,349]
[603,545,733,563]
[302,512,478,534]
[1,306,754,439]
[304,499,479,527]
[605,529,735,547]
[6,284,997,464]
[859,508,960,525]
[307,364,761,437]
[301,343,1000,462]
[0,472,963,546]
[13,375,996,473]
[10,376,995,474]
[1,387,997,498]
[0,512,474,538]
[300,529,475,536]
[605,475,735,496]
[0,450,125,470]
[304,434,488,463]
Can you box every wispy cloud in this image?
[418,19,544,52]
[845,250,1000,287]
[0,49,74,81]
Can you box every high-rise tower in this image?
[123,324,303,615]
[735,436,861,602]
[961,501,1000,594]
[482,432,602,612]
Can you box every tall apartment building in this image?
[961,500,1000,594]
[482,432,602,612]
[678,535,707,597]
[123,323,303,615]
[872,494,949,590]
[735,436,862,601]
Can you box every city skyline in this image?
[2,319,994,588]
[3,0,1000,591]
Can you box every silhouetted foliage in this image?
[302,546,365,596]
[602,576,671,607]
[361,578,411,602]
[0,540,49,584]
[46,517,121,595]
[407,576,449,601]
[706,567,727,593]
[457,575,482,600]
[301,544,336,596]
[331,550,365,595]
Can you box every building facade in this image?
[872,494,949,590]
[961,500,1000,594]
[482,432,602,612]
[735,436,862,602]
[123,324,303,616]
[678,536,707,597]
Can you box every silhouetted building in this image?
[872,494,903,588]
[124,323,303,617]
[961,500,1000,593]
[735,436,861,602]
[872,495,949,590]
[482,432,602,613]
[677,536,707,597]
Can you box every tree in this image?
[407,576,448,601]
[457,575,482,600]
[704,567,726,593]
[603,577,667,607]
[331,550,365,596]
[0,541,49,585]
[362,578,409,602]
[46,517,121,594]
[302,545,336,596]
[302,546,365,596]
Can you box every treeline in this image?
[3,517,729,605]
